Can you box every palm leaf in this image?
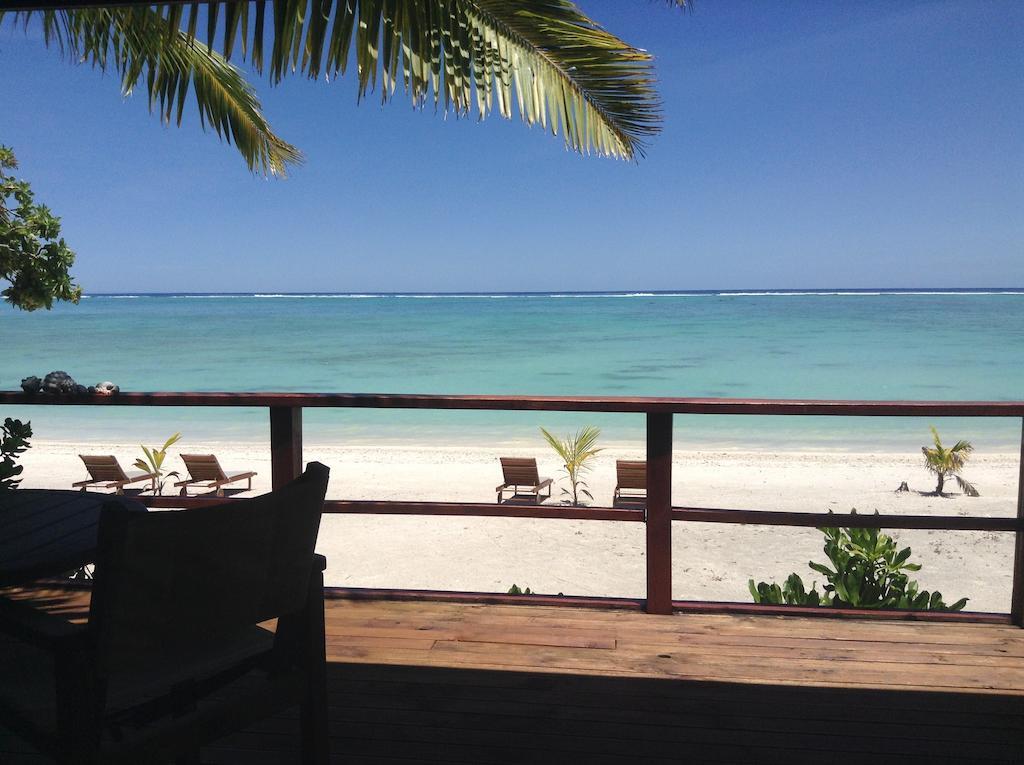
[153,0,666,160]
[6,1,686,165]
[297,0,661,158]
[4,7,301,176]
[954,475,980,497]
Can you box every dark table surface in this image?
[0,489,146,587]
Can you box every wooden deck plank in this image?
[4,593,1022,763]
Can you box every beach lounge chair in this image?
[73,455,157,494]
[496,458,553,503]
[613,460,647,505]
[175,453,257,497]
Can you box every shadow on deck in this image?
[4,597,1023,764]
[217,599,1024,764]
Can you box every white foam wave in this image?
[719,290,1023,297]
[86,289,1024,301]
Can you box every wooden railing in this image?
[3,391,1022,625]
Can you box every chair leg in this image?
[300,568,329,765]
[54,647,103,765]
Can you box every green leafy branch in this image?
[0,418,33,491]
[749,512,968,612]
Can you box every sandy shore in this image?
[17,439,1020,613]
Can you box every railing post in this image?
[1011,418,1024,627]
[646,413,673,615]
[270,406,303,489]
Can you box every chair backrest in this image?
[500,457,540,485]
[80,455,129,482]
[181,453,228,481]
[89,462,330,675]
[616,460,647,490]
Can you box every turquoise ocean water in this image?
[2,290,1022,451]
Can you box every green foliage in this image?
[0,147,81,311]
[540,425,602,507]
[0,418,33,491]
[749,513,968,612]
[3,10,298,176]
[2,1,689,169]
[507,584,533,596]
[134,432,182,496]
[922,426,979,497]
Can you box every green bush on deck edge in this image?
[749,511,968,612]
[0,418,32,491]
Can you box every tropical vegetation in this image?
[3,1,690,175]
[0,418,33,491]
[749,513,968,612]
[540,425,601,506]
[0,147,81,311]
[922,426,978,497]
[135,432,183,495]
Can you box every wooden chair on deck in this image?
[0,462,331,765]
[174,453,257,496]
[496,458,553,503]
[73,455,156,495]
[613,460,647,505]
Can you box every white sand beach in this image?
[18,440,1021,613]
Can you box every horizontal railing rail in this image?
[3,390,1024,416]
[3,390,1022,625]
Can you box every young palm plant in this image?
[540,426,602,507]
[134,432,182,496]
[922,426,979,497]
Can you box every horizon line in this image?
[79,287,1024,297]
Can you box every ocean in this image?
[3,290,1023,451]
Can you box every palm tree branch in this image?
[3,7,302,176]
[171,0,662,159]
[954,475,979,497]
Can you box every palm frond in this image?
[4,7,301,176]
[950,439,973,456]
[164,0,662,159]
[954,475,980,497]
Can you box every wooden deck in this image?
[4,595,1023,763]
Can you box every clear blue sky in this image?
[2,0,1021,293]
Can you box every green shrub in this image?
[0,418,32,490]
[507,584,533,596]
[749,512,968,612]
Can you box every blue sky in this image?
[1,0,1021,293]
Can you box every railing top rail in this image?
[1,390,1023,417]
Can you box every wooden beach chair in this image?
[175,453,257,497]
[73,455,157,495]
[496,458,553,504]
[613,460,647,505]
